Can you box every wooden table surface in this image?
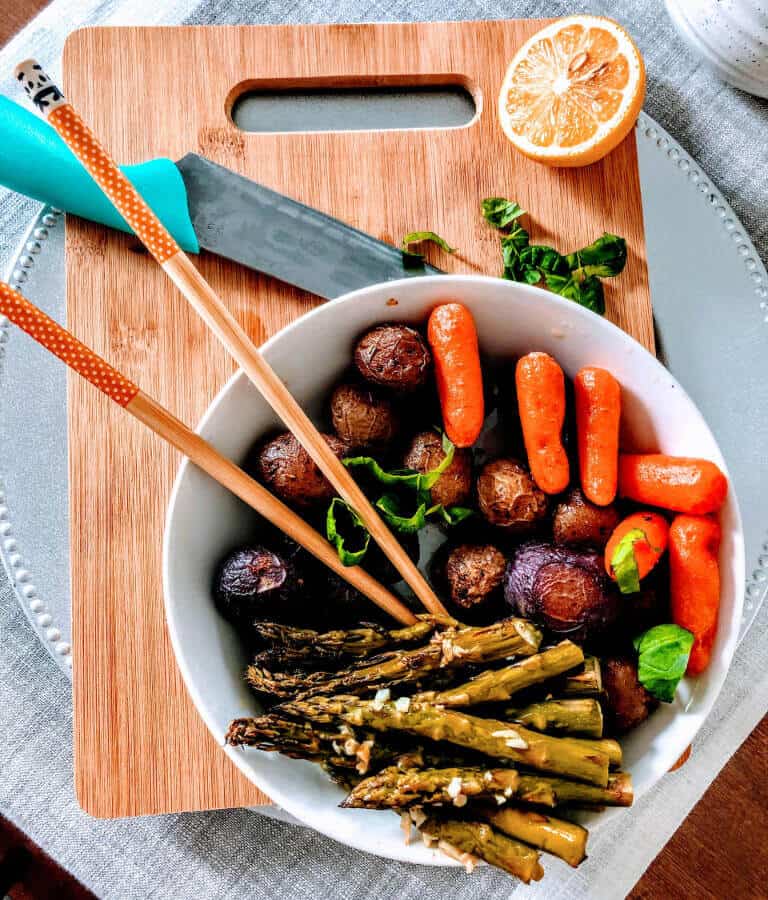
[2,5,766,898]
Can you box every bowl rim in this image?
[163,273,745,864]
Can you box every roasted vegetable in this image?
[442,543,507,612]
[213,546,308,625]
[402,430,472,508]
[427,303,485,448]
[553,488,620,548]
[423,640,584,707]
[288,696,611,786]
[252,617,542,699]
[476,458,548,531]
[417,817,544,882]
[250,617,439,666]
[354,324,431,392]
[505,541,621,643]
[516,352,570,495]
[574,366,621,506]
[341,764,522,809]
[606,511,669,594]
[558,656,603,697]
[226,713,397,776]
[618,454,727,515]
[503,699,604,738]
[602,656,658,734]
[669,514,722,674]
[481,806,587,867]
[330,382,400,449]
[254,431,347,508]
[342,764,632,811]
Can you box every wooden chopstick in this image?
[0,280,417,626]
[15,60,448,618]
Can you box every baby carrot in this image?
[427,303,484,448]
[515,352,569,494]
[618,454,727,515]
[669,515,721,675]
[605,511,669,588]
[574,366,621,506]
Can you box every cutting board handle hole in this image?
[227,77,479,133]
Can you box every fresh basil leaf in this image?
[633,624,694,703]
[434,505,475,526]
[401,231,456,259]
[376,493,428,534]
[565,233,627,280]
[501,223,531,280]
[520,244,569,277]
[481,198,526,229]
[611,527,646,595]
[326,498,370,566]
[544,271,606,314]
[344,435,456,493]
[343,456,421,490]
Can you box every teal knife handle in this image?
[0,96,199,253]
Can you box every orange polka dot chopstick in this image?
[15,59,446,618]
[0,279,415,626]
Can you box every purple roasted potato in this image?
[214,546,309,626]
[504,541,621,642]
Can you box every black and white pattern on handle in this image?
[14,59,65,115]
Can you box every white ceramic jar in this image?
[665,0,768,98]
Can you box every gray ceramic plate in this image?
[1,111,767,678]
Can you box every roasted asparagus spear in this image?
[502,698,604,738]
[252,617,440,666]
[282,696,610,786]
[479,806,587,867]
[514,772,633,807]
[558,656,603,697]
[569,736,622,768]
[226,714,395,775]
[249,617,542,701]
[421,641,584,707]
[341,765,522,809]
[416,816,544,882]
[342,765,633,810]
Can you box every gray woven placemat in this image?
[1,1,767,898]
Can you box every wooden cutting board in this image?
[63,20,652,817]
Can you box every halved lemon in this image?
[498,15,646,167]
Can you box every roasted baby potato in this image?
[403,430,472,508]
[602,656,658,734]
[553,488,620,548]
[477,458,548,531]
[505,541,621,642]
[254,432,347,508]
[330,381,400,450]
[443,543,507,611]
[354,324,432,392]
[214,546,308,626]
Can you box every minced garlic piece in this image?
[446,776,463,799]
[491,728,529,749]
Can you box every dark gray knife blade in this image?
[175,153,441,298]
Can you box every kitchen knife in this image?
[0,96,439,297]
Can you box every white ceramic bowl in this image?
[163,275,744,865]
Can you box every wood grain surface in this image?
[62,21,654,818]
